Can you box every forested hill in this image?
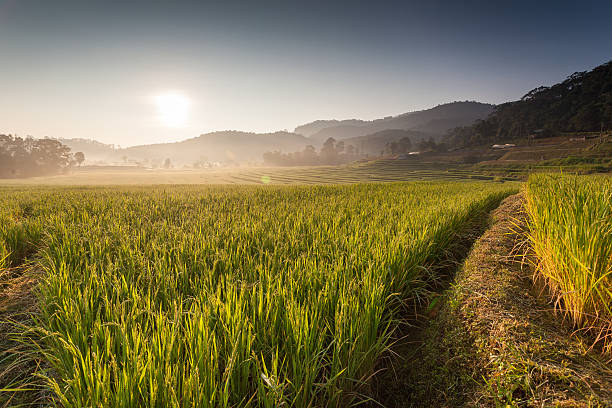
[446,61,612,148]
[58,138,119,162]
[121,131,309,165]
[54,131,309,166]
[295,101,494,142]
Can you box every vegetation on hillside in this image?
[295,101,494,142]
[58,138,120,163]
[0,135,84,178]
[525,174,612,353]
[262,136,380,166]
[446,61,612,148]
[9,62,611,169]
[0,182,514,407]
[44,103,494,167]
[262,132,451,166]
[341,129,426,156]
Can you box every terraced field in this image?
[1,160,515,185]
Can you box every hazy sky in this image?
[1,0,611,146]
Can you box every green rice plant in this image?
[0,238,9,270]
[0,182,517,406]
[525,174,612,352]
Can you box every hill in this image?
[295,101,494,143]
[294,119,365,137]
[58,138,120,163]
[446,60,612,147]
[49,102,494,166]
[122,131,309,165]
[50,60,612,167]
[52,132,310,166]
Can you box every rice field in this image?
[0,160,516,186]
[0,181,516,407]
[525,174,612,352]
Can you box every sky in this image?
[1,0,611,146]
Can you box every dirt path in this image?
[371,193,612,407]
[0,266,45,408]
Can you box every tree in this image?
[262,140,361,167]
[0,135,80,178]
[417,137,437,152]
[385,141,398,155]
[336,140,345,154]
[302,145,317,163]
[163,158,172,169]
[320,137,337,163]
[74,151,85,166]
[397,136,412,152]
[321,137,336,153]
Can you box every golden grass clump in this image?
[525,174,612,353]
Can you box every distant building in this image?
[492,143,516,149]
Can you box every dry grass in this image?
[525,174,612,353]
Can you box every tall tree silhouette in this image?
[0,135,84,178]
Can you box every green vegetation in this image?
[373,193,612,408]
[263,133,451,167]
[446,61,612,148]
[525,174,612,353]
[295,101,493,143]
[0,182,515,407]
[0,135,85,178]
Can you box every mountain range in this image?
[295,101,494,143]
[59,101,493,165]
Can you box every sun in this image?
[154,92,191,128]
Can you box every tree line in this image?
[263,135,451,166]
[0,135,84,178]
[264,137,409,166]
[263,138,353,166]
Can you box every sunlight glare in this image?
[154,92,191,128]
